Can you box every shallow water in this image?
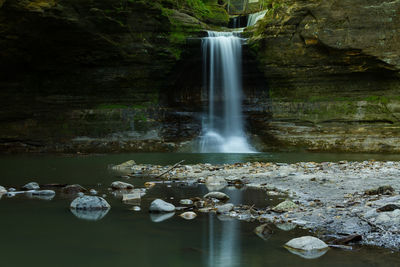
[1,152,400,267]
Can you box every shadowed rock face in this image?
[246,0,400,152]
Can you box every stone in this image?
[276,222,296,231]
[204,191,230,201]
[254,224,274,241]
[150,212,175,223]
[179,211,197,220]
[149,199,175,213]
[375,213,391,225]
[62,184,87,194]
[112,160,136,170]
[8,188,16,192]
[0,186,6,194]
[273,200,298,213]
[111,181,134,190]
[89,189,98,195]
[332,234,362,245]
[216,203,234,214]
[122,189,141,204]
[144,182,156,189]
[22,182,40,190]
[179,199,193,205]
[285,236,329,259]
[70,209,110,221]
[365,186,394,196]
[377,204,400,212]
[70,196,111,210]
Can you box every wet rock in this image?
[216,203,234,214]
[89,189,98,195]
[365,186,394,196]
[112,160,136,170]
[273,200,298,213]
[70,196,111,210]
[62,184,87,194]
[122,189,141,205]
[22,182,40,190]
[205,176,227,191]
[70,208,110,221]
[377,204,400,212]
[332,234,362,245]
[111,181,134,190]
[204,191,230,201]
[285,236,329,259]
[180,199,193,205]
[130,206,141,211]
[276,222,296,231]
[0,185,6,194]
[149,199,175,213]
[254,224,274,241]
[179,211,197,220]
[150,212,175,223]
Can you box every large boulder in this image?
[284,236,329,259]
[70,196,111,210]
[149,199,175,213]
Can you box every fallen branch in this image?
[155,160,185,179]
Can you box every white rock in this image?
[179,211,197,220]
[216,203,234,213]
[23,182,40,190]
[70,196,111,210]
[179,199,193,205]
[111,181,134,190]
[204,191,230,201]
[285,236,328,251]
[149,199,175,212]
[89,189,98,195]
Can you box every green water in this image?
[0,152,400,266]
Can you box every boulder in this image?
[273,200,298,213]
[149,199,175,213]
[111,181,134,190]
[22,182,40,190]
[216,203,234,214]
[285,236,329,259]
[204,191,230,201]
[70,196,111,210]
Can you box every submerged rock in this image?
[22,182,40,190]
[70,196,111,210]
[284,236,329,259]
[254,224,274,241]
[150,212,175,223]
[149,199,175,212]
[111,181,134,190]
[216,203,234,214]
[204,191,230,201]
[62,184,87,194]
[273,200,298,213]
[179,211,197,220]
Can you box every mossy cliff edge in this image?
[246,0,400,152]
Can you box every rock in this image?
[273,200,298,213]
[204,191,230,201]
[216,203,234,214]
[377,204,400,212]
[22,182,40,190]
[276,222,296,231]
[0,186,6,194]
[150,212,175,223]
[62,184,87,194]
[179,211,197,220]
[144,182,156,189]
[285,236,329,259]
[112,160,136,170]
[375,213,391,225]
[179,199,193,205]
[122,189,141,204]
[130,206,141,211]
[365,186,394,196]
[332,234,362,245]
[254,224,274,241]
[205,176,227,191]
[8,188,16,192]
[70,196,111,210]
[149,199,175,213]
[89,189,98,195]
[111,181,134,190]
[70,209,110,221]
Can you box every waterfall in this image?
[200,31,255,153]
[247,10,267,27]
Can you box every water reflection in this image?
[150,212,175,223]
[70,208,110,221]
[205,190,241,267]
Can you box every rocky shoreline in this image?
[121,160,400,250]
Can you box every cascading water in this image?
[199,31,255,153]
[247,10,267,27]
